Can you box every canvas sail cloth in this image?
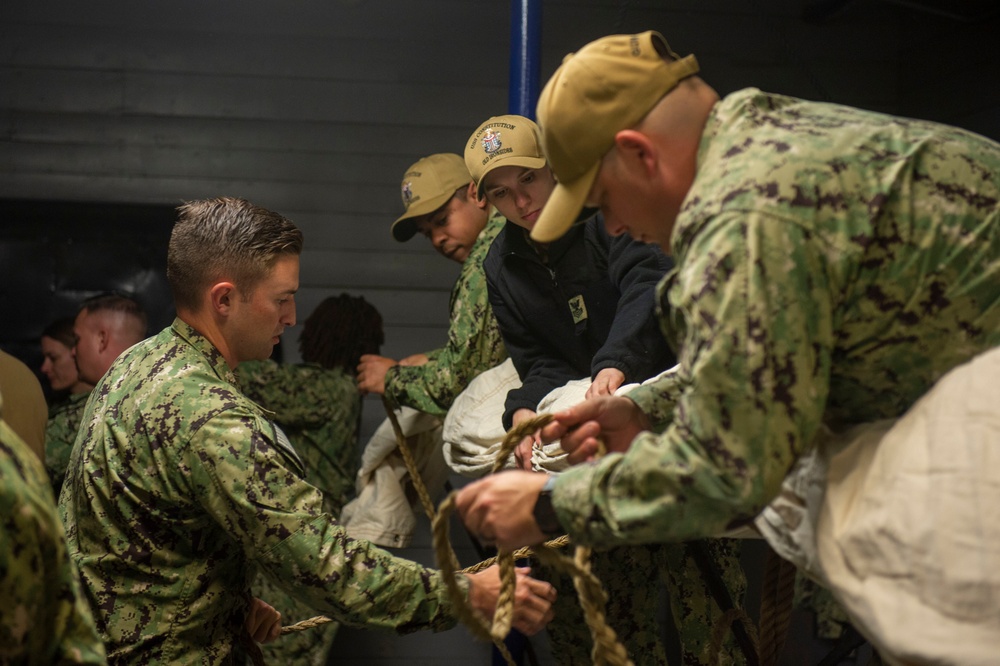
[757,345,1000,665]
[442,359,679,477]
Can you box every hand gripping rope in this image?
[255,400,794,666]
[431,412,634,666]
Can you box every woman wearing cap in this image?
[466,114,674,467]
[464,114,748,666]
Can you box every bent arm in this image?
[552,212,835,545]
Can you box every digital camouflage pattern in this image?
[795,575,852,640]
[45,390,90,496]
[384,209,508,415]
[541,540,746,665]
[235,360,360,513]
[0,394,106,665]
[59,319,465,665]
[235,359,362,666]
[552,88,1000,545]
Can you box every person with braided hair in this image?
[235,293,385,666]
[238,293,384,514]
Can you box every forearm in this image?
[263,515,465,633]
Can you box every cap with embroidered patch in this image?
[464,114,547,200]
[391,153,472,242]
[531,31,699,243]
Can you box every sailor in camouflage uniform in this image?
[236,293,384,666]
[45,389,90,495]
[48,294,148,496]
[59,197,555,664]
[455,30,1000,659]
[464,113,747,665]
[356,153,508,416]
[0,388,106,664]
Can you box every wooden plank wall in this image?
[0,1,996,663]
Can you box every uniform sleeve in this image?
[590,231,676,381]
[384,219,508,417]
[552,211,835,545]
[183,410,464,633]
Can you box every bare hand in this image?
[539,396,649,464]
[465,565,556,636]
[398,353,430,367]
[245,597,282,644]
[586,367,626,399]
[456,471,550,551]
[511,409,539,471]
[356,354,397,395]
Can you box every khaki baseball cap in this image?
[531,31,699,243]
[464,114,547,200]
[391,153,472,242]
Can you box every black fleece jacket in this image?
[484,210,676,429]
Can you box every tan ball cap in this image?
[531,31,699,243]
[464,114,547,200]
[391,153,472,242]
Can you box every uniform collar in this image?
[170,318,237,385]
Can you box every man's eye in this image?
[492,189,507,199]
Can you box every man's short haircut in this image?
[168,197,304,312]
[79,292,149,338]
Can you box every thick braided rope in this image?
[281,396,540,636]
[385,397,516,648]
[432,413,633,666]
[276,399,437,641]
[280,615,334,635]
[757,546,797,666]
[528,539,633,666]
[433,492,517,665]
[382,396,437,521]
[499,414,632,666]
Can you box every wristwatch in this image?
[532,475,563,538]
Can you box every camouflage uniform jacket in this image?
[45,390,91,496]
[59,319,464,665]
[1,395,106,664]
[553,88,1000,546]
[384,209,508,415]
[236,360,360,513]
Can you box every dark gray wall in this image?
[1,1,996,664]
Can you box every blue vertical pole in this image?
[508,0,541,118]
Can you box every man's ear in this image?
[210,282,237,315]
[613,129,658,177]
[468,180,488,210]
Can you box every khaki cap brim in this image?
[530,160,599,243]
[475,154,548,200]
[391,188,456,242]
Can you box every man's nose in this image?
[432,228,448,249]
